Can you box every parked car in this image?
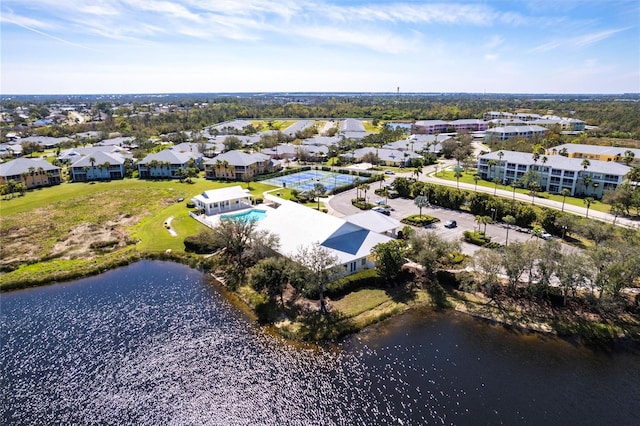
[444,219,457,228]
[541,232,552,240]
[372,207,391,216]
[384,170,395,175]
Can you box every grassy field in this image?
[0,177,288,289]
[435,170,613,213]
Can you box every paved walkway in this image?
[417,163,639,228]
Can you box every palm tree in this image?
[313,183,326,210]
[497,151,504,180]
[623,150,635,166]
[362,183,370,203]
[454,169,463,189]
[560,188,571,212]
[582,175,592,196]
[528,181,541,205]
[353,178,361,199]
[414,195,429,217]
[583,197,595,218]
[381,187,390,205]
[492,177,500,195]
[503,215,516,246]
[473,175,479,192]
[477,215,491,234]
[413,166,422,180]
[511,180,520,201]
[532,152,540,168]
[487,159,498,179]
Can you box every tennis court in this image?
[262,170,360,192]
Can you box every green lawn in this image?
[0,176,289,288]
[435,170,612,213]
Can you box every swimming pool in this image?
[221,209,267,222]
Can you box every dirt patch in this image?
[1,214,140,267]
[51,214,140,259]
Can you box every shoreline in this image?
[3,256,639,349]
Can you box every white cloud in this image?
[531,28,628,52]
[484,35,504,50]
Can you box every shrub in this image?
[351,199,373,210]
[462,231,502,248]
[326,269,381,298]
[89,240,119,250]
[183,230,218,253]
[401,214,439,227]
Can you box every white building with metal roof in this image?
[477,150,630,197]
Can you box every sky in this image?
[1,0,639,95]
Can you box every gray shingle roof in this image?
[71,151,127,167]
[206,150,270,166]
[0,157,60,176]
[138,149,197,165]
[549,144,640,157]
[480,150,630,175]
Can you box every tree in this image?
[371,239,408,285]
[454,169,463,189]
[293,242,340,313]
[361,183,370,203]
[223,135,242,151]
[212,217,257,267]
[556,252,591,307]
[501,241,531,294]
[623,150,635,166]
[583,196,595,218]
[474,248,503,297]
[473,174,479,192]
[492,177,500,195]
[414,194,429,217]
[503,215,516,246]
[534,239,561,295]
[587,239,640,302]
[560,188,571,212]
[250,256,293,306]
[528,181,541,205]
[413,166,422,180]
[311,182,326,210]
[408,230,460,283]
[554,214,576,240]
[393,177,412,198]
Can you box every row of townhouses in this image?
[477,150,630,198]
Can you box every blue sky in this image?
[1,0,638,94]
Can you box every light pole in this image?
[561,225,567,240]
[491,208,496,222]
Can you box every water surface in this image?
[1,261,638,424]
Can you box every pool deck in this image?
[195,204,277,229]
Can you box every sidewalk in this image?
[417,163,639,229]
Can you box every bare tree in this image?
[293,242,340,313]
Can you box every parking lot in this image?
[328,188,541,256]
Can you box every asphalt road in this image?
[326,186,538,256]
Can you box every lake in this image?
[1,261,638,425]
